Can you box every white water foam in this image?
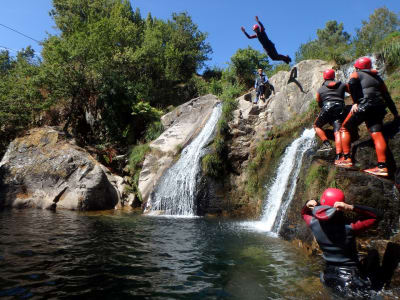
[145,104,222,217]
[244,129,315,234]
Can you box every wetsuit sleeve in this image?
[316,93,322,108]
[257,20,265,32]
[380,83,399,117]
[301,205,313,226]
[243,30,257,39]
[348,72,363,104]
[350,204,378,233]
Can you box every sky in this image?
[1,0,400,70]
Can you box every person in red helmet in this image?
[339,56,399,176]
[302,188,379,298]
[241,16,291,64]
[314,69,349,165]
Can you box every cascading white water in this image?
[259,128,315,233]
[336,54,385,83]
[146,104,222,217]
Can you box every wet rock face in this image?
[0,127,121,210]
[139,94,220,204]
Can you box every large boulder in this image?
[0,127,122,210]
[138,94,221,203]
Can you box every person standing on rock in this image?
[302,188,379,298]
[254,68,272,104]
[314,69,348,165]
[241,16,291,64]
[339,57,399,176]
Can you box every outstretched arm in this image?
[381,82,399,119]
[255,16,265,31]
[241,26,256,39]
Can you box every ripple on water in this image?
[0,209,331,299]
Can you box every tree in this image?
[41,0,211,146]
[354,7,400,56]
[229,47,271,88]
[0,48,44,155]
[295,20,351,64]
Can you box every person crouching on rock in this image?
[314,69,348,165]
[301,188,379,299]
[339,57,399,176]
[241,16,291,64]
[254,68,268,104]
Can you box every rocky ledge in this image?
[0,127,124,210]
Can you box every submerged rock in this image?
[0,127,122,210]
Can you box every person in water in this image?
[241,16,291,64]
[339,57,399,176]
[254,68,272,104]
[301,188,378,298]
[314,69,348,165]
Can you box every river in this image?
[0,209,330,299]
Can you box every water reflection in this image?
[0,209,329,299]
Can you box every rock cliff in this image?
[138,94,221,203]
[0,127,124,210]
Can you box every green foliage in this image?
[201,97,238,178]
[201,153,223,177]
[295,20,352,64]
[127,143,150,201]
[378,32,400,68]
[0,48,44,155]
[266,63,290,77]
[353,7,400,57]
[40,0,211,146]
[229,47,271,88]
[144,121,164,142]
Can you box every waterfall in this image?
[337,54,385,83]
[145,104,222,217]
[259,129,315,233]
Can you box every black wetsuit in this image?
[243,21,289,63]
[302,204,378,298]
[343,70,398,133]
[315,81,347,132]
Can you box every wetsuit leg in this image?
[333,120,343,154]
[314,109,330,142]
[340,105,367,156]
[263,41,289,63]
[365,106,387,164]
[322,266,372,298]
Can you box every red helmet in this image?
[323,69,335,80]
[354,57,372,70]
[253,24,260,31]
[320,188,345,207]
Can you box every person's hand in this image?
[306,199,318,209]
[255,16,259,22]
[241,26,245,32]
[334,202,354,211]
[350,104,358,113]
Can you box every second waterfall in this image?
[146,104,222,217]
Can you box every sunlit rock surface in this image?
[138,94,221,203]
[0,127,122,210]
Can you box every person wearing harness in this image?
[241,16,291,64]
[302,188,379,298]
[340,57,399,176]
[254,68,270,104]
[314,69,348,165]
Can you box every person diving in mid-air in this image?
[241,16,291,64]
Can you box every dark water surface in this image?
[0,209,329,299]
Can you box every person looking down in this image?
[339,57,399,176]
[241,16,291,64]
[314,69,348,165]
[254,68,269,104]
[301,188,379,298]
